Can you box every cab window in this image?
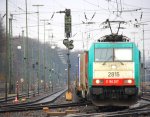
[95,49,113,62]
[114,48,132,61]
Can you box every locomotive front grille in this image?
[103,87,124,98]
[91,86,137,99]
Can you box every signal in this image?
[65,9,71,38]
[63,39,74,50]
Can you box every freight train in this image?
[75,34,141,106]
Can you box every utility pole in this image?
[142,24,148,92]
[143,25,145,89]
[32,4,44,94]
[67,49,70,92]
[131,32,138,43]
[5,0,8,102]
[8,14,13,94]
[21,27,26,94]
[25,0,29,97]
[40,19,49,92]
[21,29,24,93]
[32,44,35,96]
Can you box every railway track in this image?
[0,88,67,112]
[66,107,150,117]
[0,87,64,104]
[40,100,150,117]
[1,89,150,117]
[0,100,91,113]
[0,90,46,104]
[58,100,149,117]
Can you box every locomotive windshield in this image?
[95,49,113,62]
[114,48,132,61]
[95,48,132,62]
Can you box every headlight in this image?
[111,65,117,69]
[95,79,103,84]
[124,79,133,84]
[96,80,100,84]
[128,80,132,84]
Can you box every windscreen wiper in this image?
[102,55,113,65]
[114,56,124,65]
[102,56,124,65]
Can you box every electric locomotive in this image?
[89,34,141,106]
[76,34,141,106]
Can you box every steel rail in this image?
[0,89,66,108]
[0,101,91,113]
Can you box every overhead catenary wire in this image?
[4,0,150,46]
[6,0,148,29]
[7,0,49,27]
[109,0,150,10]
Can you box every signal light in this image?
[65,9,71,38]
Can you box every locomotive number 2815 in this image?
[108,72,120,77]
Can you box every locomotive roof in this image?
[97,34,130,42]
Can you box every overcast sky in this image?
[0,0,150,56]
